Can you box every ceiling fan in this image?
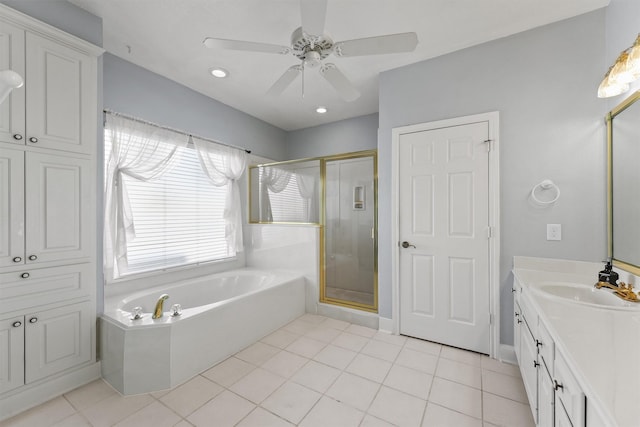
[203,0,418,102]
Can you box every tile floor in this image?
[1,314,535,427]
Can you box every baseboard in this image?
[0,362,101,422]
[378,316,394,333]
[499,344,517,365]
[316,303,379,329]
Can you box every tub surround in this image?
[513,256,640,426]
[100,269,305,395]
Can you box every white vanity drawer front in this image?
[538,319,554,374]
[519,291,537,339]
[555,351,585,427]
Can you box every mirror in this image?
[249,159,321,224]
[607,90,640,275]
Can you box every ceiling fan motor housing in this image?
[291,27,333,62]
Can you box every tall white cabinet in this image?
[0,4,102,420]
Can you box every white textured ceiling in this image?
[69,0,609,130]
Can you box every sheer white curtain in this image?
[104,114,188,279]
[193,137,248,253]
[259,166,291,221]
[295,170,318,223]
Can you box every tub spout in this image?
[152,294,169,319]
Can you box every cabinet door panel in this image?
[25,152,92,264]
[521,331,538,424]
[25,32,95,154]
[0,315,24,393]
[538,364,554,427]
[24,301,91,383]
[0,147,24,267]
[0,19,25,145]
[0,263,92,313]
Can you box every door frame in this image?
[391,112,500,358]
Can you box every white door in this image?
[0,314,24,394]
[0,147,24,268]
[398,121,490,354]
[0,19,25,145]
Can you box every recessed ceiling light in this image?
[316,106,327,114]
[209,68,228,78]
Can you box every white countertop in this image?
[513,257,640,427]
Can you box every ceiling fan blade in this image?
[300,0,327,36]
[203,37,290,55]
[334,32,418,57]
[319,63,360,102]
[266,65,303,96]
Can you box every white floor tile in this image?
[345,353,392,383]
[304,326,342,343]
[482,392,535,427]
[2,397,76,427]
[440,346,482,367]
[63,379,117,411]
[331,331,370,352]
[482,370,528,403]
[395,347,439,374]
[312,344,357,370]
[435,357,482,389]
[261,329,300,349]
[236,407,294,427]
[51,413,92,427]
[373,331,408,347]
[187,390,255,427]
[202,356,255,387]
[235,342,281,365]
[229,368,286,404]
[172,421,194,427]
[297,314,327,325]
[368,386,427,427]
[360,414,396,427]
[422,402,482,427]
[261,382,321,424]
[404,338,442,356]
[81,393,155,427]
[383,364,433,399]
[261,350,309,378]
[325,372,380,411]
[299,396,364,427]
[286,336,327,358]
[159,375,223,417]
[428,377,482,419]
[284,319,320,335]
[114,401,181,427]
[321,317,350,330]
[345,324,377,338]
[361,339,402,362]
[480,355,521,377]
[290,360,341,393]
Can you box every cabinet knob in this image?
[28,136,38,143]
[12,321,22,328]
[28,254,37,261]
[12,256,22,262]
[533,361,540,368]
[13,133,23,140]
[536,340,543,348]
[29,317,37,324]
[511,288,516,293]
[517,319,523,324]
[20,272,30,279]
[553,379,564,391]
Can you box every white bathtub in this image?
[100,269,306,395]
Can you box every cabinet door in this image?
[514,299,522,364]
[24,152,92,265]
[520,331,538,425]
[538,364,555,427]
[24,301,92,383]
[25,32,95,154]
[0,19,25,145]
[0,314,24,393]
[0,147,24,267]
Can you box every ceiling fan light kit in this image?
[202,0,418,103]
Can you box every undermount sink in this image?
[533,281,640,309]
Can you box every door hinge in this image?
[483,139,493,152]
[487,226,493,239]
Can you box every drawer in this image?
[538,319,555,374]
[554,351,585,427]
[0,263,93,313]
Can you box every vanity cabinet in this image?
[0,20,97,154]
[0,148,93,268]
[0,300,92,394]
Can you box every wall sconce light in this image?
[0,70,24,104]
[598,33,640,98]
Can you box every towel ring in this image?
[531,179,560,205]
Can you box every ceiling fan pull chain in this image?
[302,63,305,98]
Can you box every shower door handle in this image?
[401,241,416,249]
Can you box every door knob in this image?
[401,241,416,249]
[28,136,38,143]
[28,254,37,261]
[20,272,29,279]
[13,134,22,140]
[12,256,22,262]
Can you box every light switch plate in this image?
[547,224,562,241]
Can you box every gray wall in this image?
[378,10,608,345]
[286,113,378,159]
[103,54,288,160]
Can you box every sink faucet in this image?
[596,260,619,289]
[152,294,169,319]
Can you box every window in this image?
[105,132,233,278]
[259,168,309,222]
